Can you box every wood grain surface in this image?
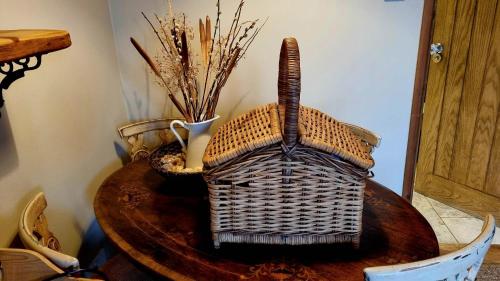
[94,160,438,281]
[0,29,71,63]
[449,0,498,184]
[421,174,499,220]
[0,248,99,281]
[0,248,62,281]
[415,0,500,222]
[415,0,458,185]
[467,1,500,190]
[485,117,500,197]
[434,0,476,179]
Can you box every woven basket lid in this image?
[203,37,375,169]
[203,103,375,169]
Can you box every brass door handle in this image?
[430,43,443,63]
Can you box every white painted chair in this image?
[118,118,187,161]
[363,214,495,281]
[18,192,80,270]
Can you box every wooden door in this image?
[415,0,500,223]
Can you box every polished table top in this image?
[94,160,439,281]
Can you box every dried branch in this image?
[130,37,189,120]
[134,0,265,122]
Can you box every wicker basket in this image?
[203,37,379,249]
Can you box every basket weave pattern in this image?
[205,144,367,246]
[203,38,375,248]
[203,103,282,167]
[298,106,374,169]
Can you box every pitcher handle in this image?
[170,120,187,151]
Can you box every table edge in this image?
[93,162,439,279]
[93,171,194,281]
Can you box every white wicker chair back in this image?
[363,214,495,281]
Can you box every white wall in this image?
[0,0,126,255]
[109,0,424,193]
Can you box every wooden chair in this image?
[363,214,496,281]
[18,192,79,270]
[0,248,99,281]
[118,118,187,161]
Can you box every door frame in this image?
[402,0,436,201]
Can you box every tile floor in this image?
[412,192,500,245]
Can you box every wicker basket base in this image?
[213,232,360,249]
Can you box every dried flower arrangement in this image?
[131,0,266,123]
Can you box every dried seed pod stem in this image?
[138,0,265,122]
[205,16,212,57]
[199,19,207,66]
[131,39,190,121]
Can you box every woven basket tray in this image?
[203,37,378,249]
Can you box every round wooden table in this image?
[94,160,439,281]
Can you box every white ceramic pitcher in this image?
[170,115,219,169]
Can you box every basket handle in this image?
[278,37,301,147]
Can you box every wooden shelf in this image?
[0,29,71,63]
[0,30,71,115]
